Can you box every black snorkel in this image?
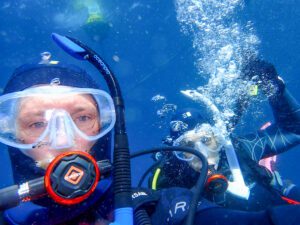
[51,33,133,225]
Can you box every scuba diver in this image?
[77,0,110,42]
[0,62,116,224]
[0,34,300,225]
[149,59,300,211]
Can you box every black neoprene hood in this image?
[3,64,100,94]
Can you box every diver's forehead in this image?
[19,94,94,105]
[17,94,97,116]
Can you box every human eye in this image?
[26,120,48,137]
[77,115,92,122]
[29,121,47,129]
[71,108,99,132]
[200,136,212,145]
[73,113,96,129]
[74,112,93,122]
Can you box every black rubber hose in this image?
[66,36,132,209]
[0,185,19,211]
[134,209,152,225]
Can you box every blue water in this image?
[0,0,299,191]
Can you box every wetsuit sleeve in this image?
[233,60,300,160]
[270,87,300,133]
[236,89,300,161]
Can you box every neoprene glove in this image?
[242,59,285,98]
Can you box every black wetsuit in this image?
[150,87,300,212]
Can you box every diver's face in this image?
[193,129,219,151]
[16,94,100,169]
[183,128,219,154]
[181,125,221,171]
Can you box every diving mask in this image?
[173,123,223,163]
[0,85,116,150]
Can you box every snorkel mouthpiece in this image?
[51,33,87,60]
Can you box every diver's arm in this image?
[269,88,300,133]
[258,88,300,158]
[242,58,300,132]
[237,59,300,160]
[235,125,300,161]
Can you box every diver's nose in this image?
[49,110,74,149]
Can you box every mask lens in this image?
[200,135,212,145]
[23,119,48,138]
[173,134,195,162]
[69,96,100,136]
[173,124,216,162]
[174,151,195,162]
[0,86,116,150]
